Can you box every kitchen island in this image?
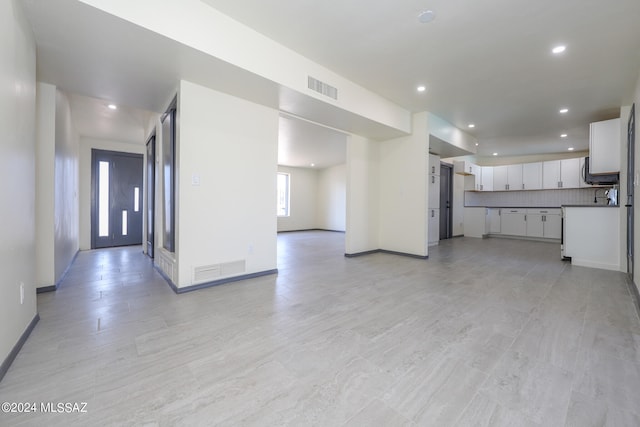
[562,205,621,271]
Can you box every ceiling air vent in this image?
[308,76,338,100]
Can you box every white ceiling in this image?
[278,115,347,169]
[69,94,155,144]
[21,0,640,163]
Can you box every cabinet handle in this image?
[506,184,509,190]
[469,167,472,173]
[480,184,483,191]
[431,210,435,218]
[432,166,435,174]
[522,184,525,190]
[525,215,527,221]
[432,176,435,184]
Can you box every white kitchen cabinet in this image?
[428,208,440,245]
[507,164,523,191]
[501,209,527,236]
[454,160,477,176]
[522,162,543,190]
[589,118,621,174]
[486,208,501,233]
[543,158,580,189]
[464,207,486,238]
[543,160,561,189]
[429,154,440,176]
[428,174,440,209]
[544,212,562,238]
[493,165,508,191]
[560,158,580,188]
[480,166,493,191]
[525,209,561,239]
[474,167,483,191]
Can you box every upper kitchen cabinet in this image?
[454,160,479,176]
[507,164,523,191]
[493,165,508,191]
[493,165,522,191]
[480,166,493,191]
[542,158,580,189]
[560,158,580,188]
[589,118,621,174]
[522,162,542,190]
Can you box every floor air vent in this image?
[308,76,338,100]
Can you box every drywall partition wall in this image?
[78,137,146,250]
[317,164,346,231]
[0,0,38,372]
[177,80,278,288]
[277,166,318,232]
[345,134,380,254]
[378,112,429,257]
[53,90,80,284]
[36,83,56,288]
[77,0,411,138]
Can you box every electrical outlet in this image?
[20,282,24,304]
[248,244,254,254]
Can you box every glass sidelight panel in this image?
[122,210,128,236]
[134,187,140,212]
[98,161,110,237]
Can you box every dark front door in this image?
[92,149,144,249]
[627,104,635,279]
[440,163,453,240]
[146,135,156,258]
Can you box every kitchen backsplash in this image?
[464,187,614,207]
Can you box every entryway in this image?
[91,149,144,248]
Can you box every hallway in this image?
[1,233,639,426]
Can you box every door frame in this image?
[439,163,453,240]
[146,133,156,258]
[91,149,144,249]
[627,104,635,279]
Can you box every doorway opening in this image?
[627,104,635,279]
[439,163,453,240]
[146,134,156,258]
[91,149,144,249]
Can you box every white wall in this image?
[53,89,80,283]
[177,80,278,287]
[36,83,56,287]
[277,166,318,231]
[345,134,380,254]
[632,70,640,290]
[378,112,429,257]
[0,0,38,366]
[317,164,346,231]
[78,137,145,250]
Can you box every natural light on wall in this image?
[277,172,290,217]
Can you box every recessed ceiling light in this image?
[310,163,315,167]
[417,85,426,92]
[475,143,479,146]
[468,124,475,128]
[418,10,436,24]
[568,147,574,151]
[493,152,498,156]
[559,108,569,114]
[552,45,566,54]
[108,104,117,110]
[560,133,568,138]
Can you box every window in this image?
[277,173,290,217]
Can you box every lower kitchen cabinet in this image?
[487,208,501,233]
[486,208,561,239]
[501,209,526,236]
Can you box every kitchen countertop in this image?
[562,204,620,208]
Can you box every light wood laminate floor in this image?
[1,231,639,426]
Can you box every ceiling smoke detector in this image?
[418,10,436,24]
